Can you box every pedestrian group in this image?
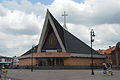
[102,62,113,76]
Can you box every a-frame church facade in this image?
[19,10,105,68]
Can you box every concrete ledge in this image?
[19,66,102,70]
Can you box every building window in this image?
[0,58,2,62]
[5,58,7,62]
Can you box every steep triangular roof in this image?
[37,10,66,52]
[37,10,103,56]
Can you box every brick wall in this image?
[105,55,112,63]
[19,57,104,66]
[19,58,38,66]
[64,57,104,66]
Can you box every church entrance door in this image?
[38,58,64,66]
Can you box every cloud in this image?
[0,0,120,56]
[49,0,120,25]
[0,1,44,56]
[68,23,90,43]
[0,10,43,35]
[0,5,8,16]
[2,0,120,25]
[68,23,120,49]
[94,24,120,47]
[1,0,47,16]
[0,31,40,56]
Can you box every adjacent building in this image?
[0,56,13,68]
[97,46,115,63]
[97,42,120,68]
[111,42,120,68]
[12,56,19,68]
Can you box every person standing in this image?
[0,68,1,78]
[109,62,112,69]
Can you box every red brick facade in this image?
[64,57,104,66]
[19,52,104,67]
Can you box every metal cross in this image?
[62,11,68,30]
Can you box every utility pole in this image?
[90,29,95,75]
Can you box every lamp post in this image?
[31,44,35,72]
[90,29,95,75]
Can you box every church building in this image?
[19,10,105,69]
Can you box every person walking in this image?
[102,63,107,74]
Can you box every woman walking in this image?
[102,63,107,74]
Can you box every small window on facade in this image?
[0,58,2,62]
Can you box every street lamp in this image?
[31,44,35,72]
[90,29,95,75]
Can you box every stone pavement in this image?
[7,69,120,80]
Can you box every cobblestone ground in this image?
[7,69,120,80]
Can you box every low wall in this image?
[19,65,103,69]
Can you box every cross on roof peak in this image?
[62,11,68,30]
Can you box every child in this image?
[107,69,113,76]
[107,62,113,76]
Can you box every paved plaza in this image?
[7,69,120,80]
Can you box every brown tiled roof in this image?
[97,46,116,55]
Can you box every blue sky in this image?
[0,0,84,5]
[29,0,84,4]
[28,0,54,4]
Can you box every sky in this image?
[0,0,120,57]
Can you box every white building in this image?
[12,56,19,68]
[0,56,13,68]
